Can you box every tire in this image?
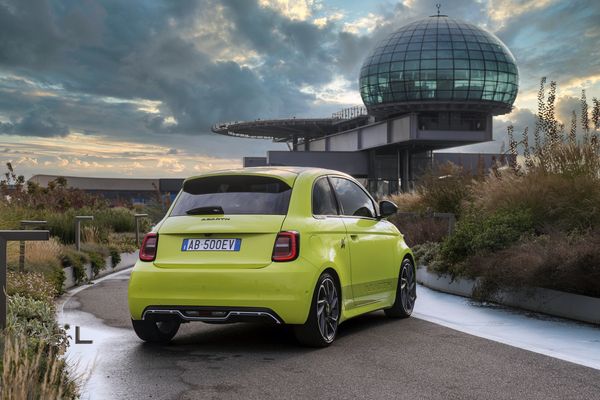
[294,272,340,347]
[131,318,180,343]
[385,258,416,318]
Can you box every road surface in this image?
[59,269,600,400]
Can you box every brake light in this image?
[272,231,299,262]
[139,233,158,262]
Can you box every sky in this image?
[0,0,599,178]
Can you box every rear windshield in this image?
[170,175,292,216]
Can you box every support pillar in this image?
[401,148,411,192]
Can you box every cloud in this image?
[0,107,69,137]
[493,0,600,97]
[0,0,599,177]
[258,0,316,21]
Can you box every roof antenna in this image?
[436,3,441,16]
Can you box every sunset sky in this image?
[0,0,598,178]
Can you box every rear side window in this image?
[312,177,338,216]
[171,175,292,216]
[330,177,376,218]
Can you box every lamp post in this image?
[19,220,47,272]
[134,214,149,246]
[75,216,94,251]
[0,230,50,330]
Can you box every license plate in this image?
[181,238,241,252]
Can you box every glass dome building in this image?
[359,15,518,116]
[213,12,520,195]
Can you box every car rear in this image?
[128,170,318,327]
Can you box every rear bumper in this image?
[128,258,319,324]
[142,306,283,324]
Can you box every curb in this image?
[62,251,138,290]
[416,267,600,325]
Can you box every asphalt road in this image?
[61,270,600,400]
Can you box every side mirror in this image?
[378,200,398,218]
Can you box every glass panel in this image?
[405,51,420,60]
[174,176,292,216]
[329,178,376,218]
[421,59,436,69]
[454,59,469,69]
[312,178,338,216]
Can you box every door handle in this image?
[350,234,358,240]
[340,238,346,248]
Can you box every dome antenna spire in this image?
[431,3,447,17]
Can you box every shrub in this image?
[50,266,66,295]
[415,162,475,217]
[439,208,534,268]
[386,192,426,213]
[6,271,57,302]
[465,232,600,299]
[109,247,121,267]
[388,213,451,246]
[412,242,442,267]
[86,251,106,277]
[3,293,78,398]
[93,207,138,233]
[61,248,89,284]
[108,232,138,253]
[46,212,76,244]
[472,169,600,233]
[6,294,67,351]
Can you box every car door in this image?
[307,176,353,311]
[329,176,398,308]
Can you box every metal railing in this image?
[331,106,368,120]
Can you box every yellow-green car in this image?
[128,167,416,347]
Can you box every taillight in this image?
[272,231,299,262]
[139,233,158,262]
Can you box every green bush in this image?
[109,247,121,267]
[50,266,66,295]
[60,248,89,284]
[412,242,442,267]
[439,208,534,267]
[6,294,68,351]
[46,211,76,244]
[87,251,106,277]
[93,207,137,233]
[44,207,141,244]
[3,294,79,398]
[6,272,57,302]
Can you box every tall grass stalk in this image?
[0,334,79,399]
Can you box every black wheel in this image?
[131,318,180,343]
[294,272,340,347]
[385,258,416,318]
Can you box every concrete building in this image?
[212,13,518,194]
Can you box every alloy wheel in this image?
[316,277,339,342]
[400,263,416,313]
